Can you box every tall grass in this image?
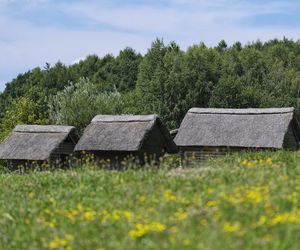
[0,151,299,250]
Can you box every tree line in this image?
[1,38,300,138]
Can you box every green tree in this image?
[136,39,183,127]
[109,47,142,92]
[0,97,48,141]
[2,38,300,130]
[49,78,123,134]
[216,40,227,53]
[136,39,168,115]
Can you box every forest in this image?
[1,38,300,138]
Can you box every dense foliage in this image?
[1,38,300,134]
[49,78,123,134]
[0,151,299,249]
[0,97,48,140]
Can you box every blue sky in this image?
[0,0,300,91]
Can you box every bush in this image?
[49,78,123,134]
[0,97,48,141]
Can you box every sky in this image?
[0,0,300,91]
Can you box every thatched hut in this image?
[74,115,178,166]
[174,107,300,166]
[0,125,78,169]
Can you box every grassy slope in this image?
[0,151,299,250]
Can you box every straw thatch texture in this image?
[188,107,294,115]
[0,125,76,161]
[92,115,156,123]
[14,125,74,133]
[175,107,299,149]
[75,115,177,153]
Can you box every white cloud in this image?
[59,0,300,51]
[0,0,48,3]
[64,0,294,37]
[0,13,153,90]
[0,0,299,91]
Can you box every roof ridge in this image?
[92,114,158,123]
[13,125,75,133]
[14,131,69,134]
[188,107,294,115]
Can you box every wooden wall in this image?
[180,146,237,167]
[179,146,277,167]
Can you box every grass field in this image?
[0,151,300,250]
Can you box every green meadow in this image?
[0,151,299,250]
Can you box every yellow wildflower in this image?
[270,214,285,225]
[49,234,73,249]
[245,186,269,204]
[99,209,110,223]
[59,239,68,247]
[49,239,59,249]
[112,210,121,221]
[129,229,144,238]
[246,161,255,168]
[64,209,78,222]
[129,222,166,239]
[164,191,177,202]
[150,222,166,232]
[47,219,57,228]
[270,209,300,225]
[247,191,261,203]
[241,159,248,165]
[241,157,273,169]
[129,224,148,238]
[206,200,218,207]
[223,222,241,233]
[174,210,188,221]
[123,211,133,221]
[266,157,272,165]
[252,215,267,228]
[83,210,96,221]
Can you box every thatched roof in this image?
[0,125,76,161]
[75,115,177,153]
[175,107,300,149]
